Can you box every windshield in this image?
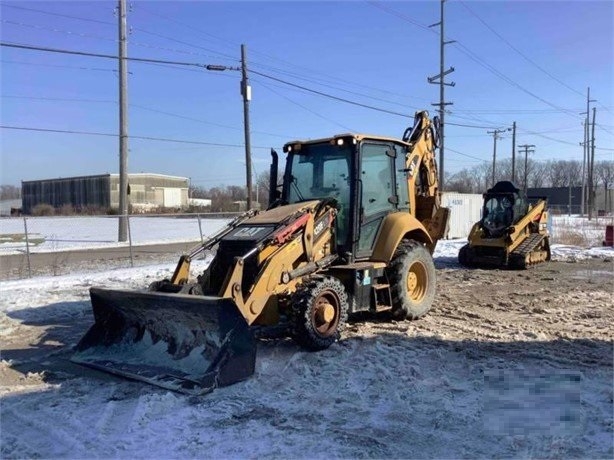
[284,142,352,245]
[285,143,352,205]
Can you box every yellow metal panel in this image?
[371,213,432,263]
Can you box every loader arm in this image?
[506,199,548,251]
[168,210,258,285]
[219,204,337,325]
[403,111,450,247]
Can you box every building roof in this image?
[22,173,189,184]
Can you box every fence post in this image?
[197,214,204,244]
[127,214,134,267]
[23,216,32,278]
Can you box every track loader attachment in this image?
[71,287,256,395]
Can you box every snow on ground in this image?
[1,214,612,255]
[0,215,231,254]
[0,222,612,458]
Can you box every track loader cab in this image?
[480,181,528,238]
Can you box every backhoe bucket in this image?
[71,287,256,395]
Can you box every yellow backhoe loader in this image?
[72,111,450,394]
[458,181,550,269]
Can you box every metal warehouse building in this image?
[22,173,189,214]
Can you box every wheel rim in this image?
[311,291,339,337]
[406,261,427,302]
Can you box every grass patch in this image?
[551,216,611,247]
[0,233,45,246]
[553,229,599,247]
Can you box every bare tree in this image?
[595,160,614,212]
[445,168,477,193]
[0,185,20,200]
[527,159,547,189]
[545,160,582,187]
[255,170,271,209]
[474,162,492,192]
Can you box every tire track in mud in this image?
[346,260,613,374]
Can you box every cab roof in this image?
[282,133,410,152]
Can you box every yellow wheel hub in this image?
[316,303,336,323]
[406,261,427,302]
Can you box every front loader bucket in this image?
[71,287,256,395]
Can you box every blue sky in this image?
[1,0,613,188]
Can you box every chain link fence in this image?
[0,213,237,280]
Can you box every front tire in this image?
[291,276,349,351]
[387,240,436,320]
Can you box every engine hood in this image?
[220,200,321,246]
[244,200,321,225]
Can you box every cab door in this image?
[355,142,397,258]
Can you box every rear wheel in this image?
[387,240,436,320]
[291,276,349,351]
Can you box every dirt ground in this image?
[348,257,613,363]
[2,257,612,389]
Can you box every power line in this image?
[0,42,240,70]
[250,69,411,118]
[137,2,430,104]
[452,41,579,117]
[252,69,499,129]
[2,4,116,26]
[445,147,486,162]
[251,61,422,111]
[458,0,584,98]
[368,1,582,119]
[2,18,236,61]
[2,40,497,130]
[4,41,602,145]
[3,95,116,104]
[2,95,292,139]
[255,80,356,132]
[0,125,273,150]
[1,59,119,73]
[2,19,117,43]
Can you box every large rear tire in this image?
[387,240,436,320]
[291,276,349,351]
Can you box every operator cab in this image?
[481,181,527,238]
[278,134,410,260]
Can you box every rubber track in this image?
[509,234,548,269]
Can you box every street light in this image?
[487,127,512,186]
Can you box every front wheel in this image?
[386,240,436,320]
[291,276,349,351]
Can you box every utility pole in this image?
[511,121,516,183]
[117,0,129,242]
[580,122,588,217]
[518,144,535,196]
[487,128,509,186]
[581,87,596,217]
[241,44,253,210]
[567,171,571,217]
[428,0,455,190]
[588,107,597,220]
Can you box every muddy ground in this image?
[348,257,613,363]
